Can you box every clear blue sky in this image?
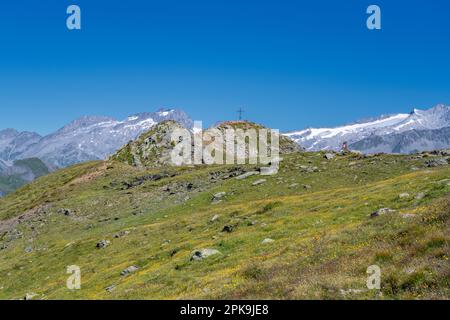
[0,0,449,134]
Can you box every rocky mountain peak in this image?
[111,119,302,169]
[111,120,185,168]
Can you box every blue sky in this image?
[0,0,449,134]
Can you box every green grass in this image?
[0,152,448,300]
[13,158,49,177]
[0,175,25,194]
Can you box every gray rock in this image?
[24,293,37,300]
[96,239,111,249]
[426,158,448,167]
[161,239,171,246]
[236,171,259,180]
[121,265,139,276]
[261,238,275,244]
[212,192,226,203]
[398,193,410,199]
[114,230,130,238]
[370,208,395,218]
[210,214,220,222]
[260,166,279,176]
[415,192,425,200]
[252,179,266,186]
[58,208,72,216]
[221,225,234,233]
[190,248,221,261]
[306,166,319,173]
[24,246,33,253]
[303,184,312,189]
[324,153,335,160]
[340,288,366,296]
[288,183,299,189]
[400,213,416,219]
[105,285,116,293]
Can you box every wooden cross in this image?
[237,107,244,121]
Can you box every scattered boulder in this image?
[121,265,139,276]
[288,183,299,189]
[24,293,38,300]
[212,192,226,203]
[190,248,221,261]
[64,242,75,248]
[430,149,450,157]
[426,158,448,167]
[400,213,416,219]
[261,238,275,244]
[114,230,130,238]
[303,184,312,190]
[399,193,410,199]
[236,171,259,180]
[221,225,234,233]
[340,288,366,296]
[58,208,72,216]
[96,240,111,249]
[210,214,220,223]
[161,239,171,246]
[370,208,395,218]
[252,179,266,186]
[260,166,279,176]
[324,153,335,160]
[415,192,425,200]
[24,246,33,253]
[105,285,116,293]
[303,166,319,173]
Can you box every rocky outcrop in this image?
[111,120,187,168]
[112,120,302,168]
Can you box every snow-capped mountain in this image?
[0,109,193,169]
[284,104,450,154]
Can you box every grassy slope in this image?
[0,152,448,300]
[0,175,25,194]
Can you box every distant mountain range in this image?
[0,109,192,195]
[284,104,450,154]
[0,109,193,169]
[0,104,449,196]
